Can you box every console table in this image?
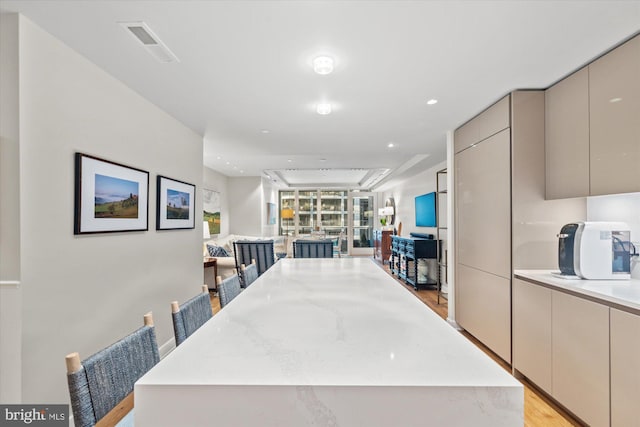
[373,229,392,264]
[390,236,437,289]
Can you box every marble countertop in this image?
[142,258,520,388]
[135,258,523,426]
[515,270,640,313]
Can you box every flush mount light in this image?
[313,56,334,75]
[316,103,332,115]
[427,99,438,105]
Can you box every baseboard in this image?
[158,337,176,359]
[446,318,462,330]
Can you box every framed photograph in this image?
[266,202,276,225]
[157,175,195,230]
[203,189,221,235]
[74,153,149,234]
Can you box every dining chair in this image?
[233,240,276,276]
[171,285,213,346]
[65,312,160,427]
[293,239,334,258]
[240,259,259,288]
[216,274,242,308]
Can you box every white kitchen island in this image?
[135,258,522,426]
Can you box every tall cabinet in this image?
[454,91,585,364]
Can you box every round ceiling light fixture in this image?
[316,103,332,115]
[313,56,334,75]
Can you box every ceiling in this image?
[2,1,639,189]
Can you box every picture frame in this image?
[74,153,149,234]
[267,202,276,225]
[156,175,196,230]
[203,189,221,235]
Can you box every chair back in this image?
[240,262,259,288]
[216,274,242,308]
[66,313,160,427]
[171,285,213,346]
[293,239,334,258]
[233,240,275,275]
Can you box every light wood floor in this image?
[209,260,584,427]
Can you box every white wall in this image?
[203,166,229,237]
[380,161,447,238]
[5,15,204,405]
[380,160,447,283]
[587,192,640,279]
[0,13,23,403]
[228,176,263,236]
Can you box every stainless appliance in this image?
[557,221,631,280]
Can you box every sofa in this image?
[205,234,289,279]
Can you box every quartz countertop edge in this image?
[514,270,640,314]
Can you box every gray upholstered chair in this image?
[233,240,276,276]
[171,285,213,346]
[293,239,334,258]
[65,312,160,427]
[240,260,259,288]
[216,274,242,308]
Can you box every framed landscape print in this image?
[203,189,221,235]
[156,176,196,230]
[74,153,149,234]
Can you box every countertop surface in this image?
[515,270,640,313]
[140,258,520,388]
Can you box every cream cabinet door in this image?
[589,35,640,196]
[456,264,511,364]
[610,308,640,427]
[552,291,610,427]
[455,128,511,279]
[545,67,590,199]
[512,279,552,394]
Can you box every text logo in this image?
[0,405,67,426]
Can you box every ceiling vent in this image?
[119,21,179,63]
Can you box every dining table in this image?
[135,257,522,426]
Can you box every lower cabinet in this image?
[513,279,616,426]
[512,279,552,394]
[552,291,610,427]
[610,308,640,427]
[457,264,511,363]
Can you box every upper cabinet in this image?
[545,34,640,199]
[454,96,510,154]
[589,35,640,196]
[545,67,590,199]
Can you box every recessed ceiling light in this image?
[319,158,327,162]
[313,56,334,75]
[240,170,244,173]
[316,103,332,115]
[388,143,395,148]
[216,156,221,160]
[427,99,438,105]
[261,129,270,134]
[225,161,230,165]
[287,159,293,163]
